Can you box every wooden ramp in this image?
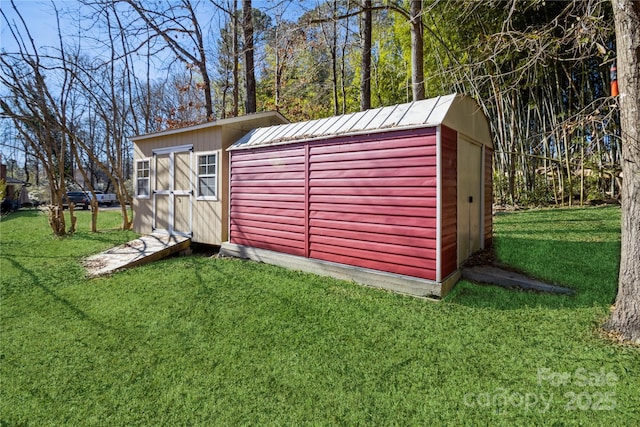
[83,234,191,278]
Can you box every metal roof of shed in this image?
[229,94,492,150]
[130,110,288,142]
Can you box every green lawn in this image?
[1,207,638,426]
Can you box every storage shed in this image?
[131,111,288,245]
[220,94,493,298]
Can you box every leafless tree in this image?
[0,1,82,235]
[117,0,215,121]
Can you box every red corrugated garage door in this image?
[229,127,439,281]
[229,144,307,256]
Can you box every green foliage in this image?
[493,169,509,204]
[368,10,411,107]
[1,208,638,425]
[580,160,612,202]
[258,17,336,121]
[519,174,557,206]
[0,179,5,201]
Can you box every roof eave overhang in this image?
[129,110,288,142]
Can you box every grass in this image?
[1,206,639,426]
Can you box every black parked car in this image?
[62,191,90,210]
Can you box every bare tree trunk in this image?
[340,12,349,115]
[233,0,240,117]
[318,0,340,116]
[331,0,339,116]
[70,139,98,232]
[562,126,573,206]
[360,0,372,111]
[409,0,424,101]
[243,0,256,113]
[274,18,280,111]
[68,202,77,234]
[604,0,640,344]
[580,141,585,206]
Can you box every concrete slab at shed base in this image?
[220,242,459,298]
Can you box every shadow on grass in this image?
[0,209,43,223]
[1,210,135,245]
[447,235,619,311]
[447,207,621,311]
[1,252,113,332]
[72,230,139,247]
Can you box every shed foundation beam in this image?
[220,242,459,298]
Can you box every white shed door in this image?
[152,145,193,237]
[457,136,483,265]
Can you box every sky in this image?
[1,0,313,81]
[1,1,75,52]
[0,0,312,164]
[1,0,311,54]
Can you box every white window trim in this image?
[135,158,151,199]
[196,151,218,201]
[153,144,193,155]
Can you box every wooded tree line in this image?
[0,0,621,233]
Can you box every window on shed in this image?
[136,159,150,198]
[197,153,217,199]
